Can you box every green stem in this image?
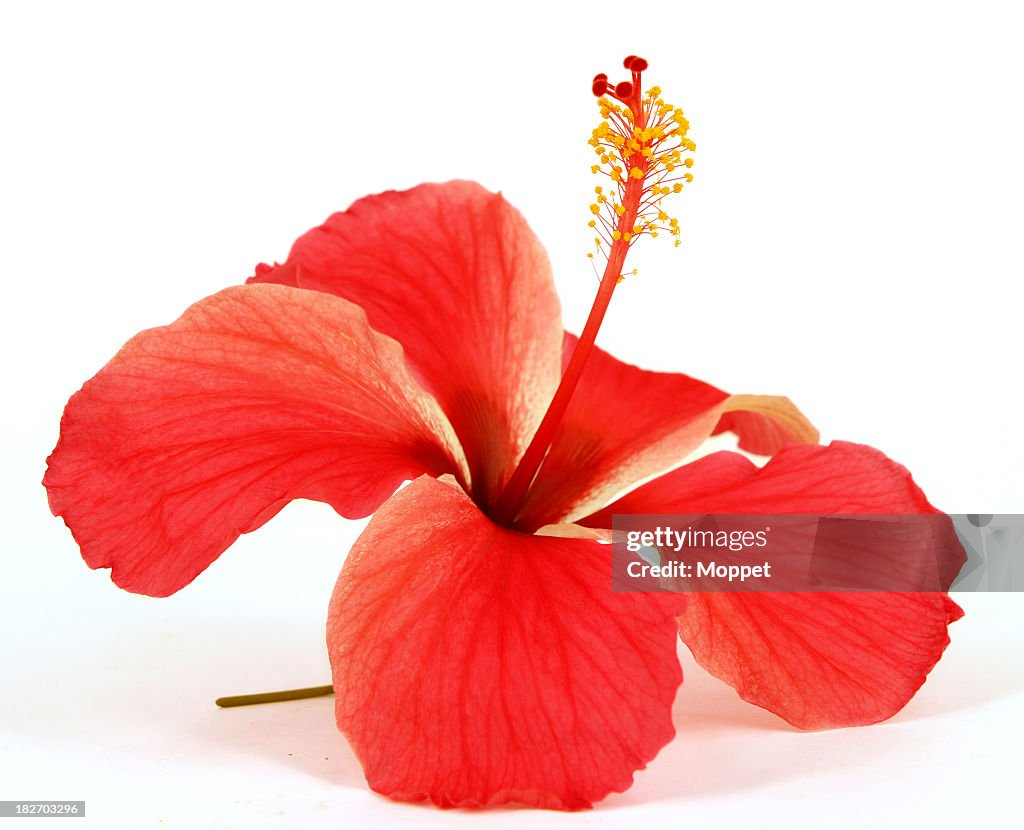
[215,684,334,708]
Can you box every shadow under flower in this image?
[11,589,1021,810]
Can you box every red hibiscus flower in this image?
[44,57,962,810]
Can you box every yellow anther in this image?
[585,64,693,260]
[595,186,603,194]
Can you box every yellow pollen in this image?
[584,62,695,263]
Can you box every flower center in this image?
[490,56,695,528]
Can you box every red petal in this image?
[328,476,684,809]
[583,442,964,728]
[250,182,563,506]
[515,335,729,529]
[45,285,466,597]
[586,441,940,518]
[675,591,962,729]
[712,394,820,455]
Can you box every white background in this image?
[2,1,1021,828]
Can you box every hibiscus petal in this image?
[582,442,964,729]
[45,284,467,597]
[328,475,685,809]
[712,393,820,455]
[674,590,962,729]
[514,335,730,530]
[249,181,563,506]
